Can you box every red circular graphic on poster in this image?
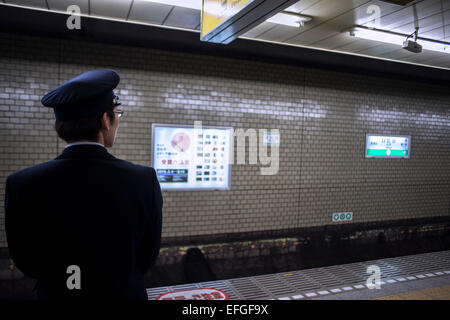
[171,132,190,152]
[155,288,229,300]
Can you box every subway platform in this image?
[147,250,450,300]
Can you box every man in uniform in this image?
[4,69,163,300]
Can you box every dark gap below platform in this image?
[145,230,450,288]
[1,227,450,299]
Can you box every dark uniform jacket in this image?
[4,144,163,300]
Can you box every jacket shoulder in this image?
[6,160,58,183]
[6,159,158,186]
[112,159,156,175]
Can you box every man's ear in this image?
[100,112,111,131]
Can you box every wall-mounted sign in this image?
[263,131,280,146]
[155,288,229,300]
[332,212,353,222]
[365,134,410,158]
[201,0,298,44]
[152,124,233,191]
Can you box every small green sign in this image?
[332,212,352,222]
[263,131,280,146]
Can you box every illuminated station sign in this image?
[365,134,411,158]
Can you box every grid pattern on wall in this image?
[0,32,449,248]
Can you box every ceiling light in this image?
[380,0,416,5]
[266,11,312,27]
[349,26,450,54]
[141,0,201,10]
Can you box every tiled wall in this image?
[1,32,449,248]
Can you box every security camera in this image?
[402,27,422,53]
[402,39,422,53]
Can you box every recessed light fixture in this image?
[349,26,450,54]
[266,11,312,27]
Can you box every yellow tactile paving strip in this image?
[374,285,450,300]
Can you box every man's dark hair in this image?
[55,109,115,142]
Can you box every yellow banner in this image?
[201,0,254,38]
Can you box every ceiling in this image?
[1,0,449,69]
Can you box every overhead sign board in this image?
[365,134,410,159]
[201,0,254,38]
[201,0,298,44]
[152,124,233,191]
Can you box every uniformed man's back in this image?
[4,70,163,300]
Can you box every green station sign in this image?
[365,134,410,159]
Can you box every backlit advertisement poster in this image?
[152,124,233,191]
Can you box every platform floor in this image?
[147,250,450,300]
[374,284,450,300]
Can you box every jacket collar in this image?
[55,144,116,160]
